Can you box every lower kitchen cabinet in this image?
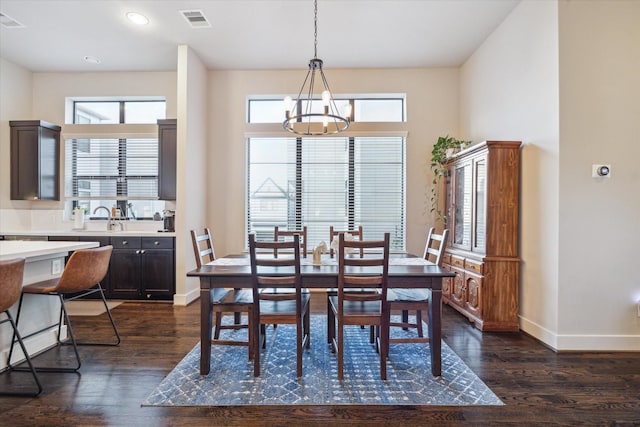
[109,236,175,300]
[47,234,175,300]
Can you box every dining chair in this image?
[9,245,119,373]
[328,232,390,380]
[0,258,42,396]
[191,228,254,359]
[329,225,364,258]
[274,225,307,258]
[388,227,448,344]
[249,233,310,377]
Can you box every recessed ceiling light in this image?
[84,56,101,64]
[126,12,149,25]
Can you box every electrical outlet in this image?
[52,259,63,275]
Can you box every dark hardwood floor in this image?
[1,295,638,426]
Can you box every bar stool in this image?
[0,258,42,396]
[9,245,118,373]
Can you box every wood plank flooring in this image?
[1,295,638,426]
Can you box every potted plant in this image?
[430,135,471,224]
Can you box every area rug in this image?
[143,315,502,407]
[65,300,122,316]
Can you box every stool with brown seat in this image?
[0,258,42,396]
[9,245,119,373]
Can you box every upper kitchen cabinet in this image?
[157,119,176,200]
[10,120,61,200]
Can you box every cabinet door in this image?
[10,121,60,200]
[450,266,466,307]
[473,156,487,253]
[109,249,141,299]
[465,272,482,318]
[140,249,174,299]
[158,119,177,200]
[451,161,472,250]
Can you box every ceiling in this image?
[0,0,520,73]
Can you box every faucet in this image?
[93,206,122,231]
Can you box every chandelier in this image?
[283,0,351,136]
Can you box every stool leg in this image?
[1,312,43,396]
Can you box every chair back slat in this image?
[329,225,363,257]
[423,227,449,266]
[338,232,390,305]
[191,228,216,268]
[249,234,302,296]
[274,226,307,258]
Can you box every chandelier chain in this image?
[313,0,318,59]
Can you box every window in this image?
[247,96,406,250]
[65,99,166,219]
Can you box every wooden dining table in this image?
[187,253,454,377]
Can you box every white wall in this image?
[556,0,640,349]
[206,68,460,257]
[461,0,640,350]
[175,45,208,305]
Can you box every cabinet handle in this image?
[154,241,160,245]
[122,240,128,245]
[140,250,146,254]
[135,250,140,254]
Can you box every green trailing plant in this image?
[430,135,471,225]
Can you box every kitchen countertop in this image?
[1,230,176,237]
[0,240,99,260]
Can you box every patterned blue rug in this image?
[142,315,503,406]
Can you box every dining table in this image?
[187,253,455,377]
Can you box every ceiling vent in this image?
[0,12,25,28]
[179,10,211,28]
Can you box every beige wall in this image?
[557,0,640,349]
[206,67,460,257]
[461,0,640,350]
[0,58,33,211]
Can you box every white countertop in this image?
[1,230,176,237]
[0,240,99,261]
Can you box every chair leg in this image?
[416,310,424,338]
[296,314,303,377]
[380,315,389,380]
[253,311,261,377]
[304,306,311,349]
[1,312,43,396]
[337,320,344,380]
[213,312,223,339]
[72,285,120,346]
[402,309,409,330]
[10,294,82,373]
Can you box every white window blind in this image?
[65,138,159,200]
[247,136,405,250]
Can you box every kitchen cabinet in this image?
[10,120,61,200]
[47,235,174,300]
[157,119,177,200]
[110,236,175,300]
[442,140,521,332]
